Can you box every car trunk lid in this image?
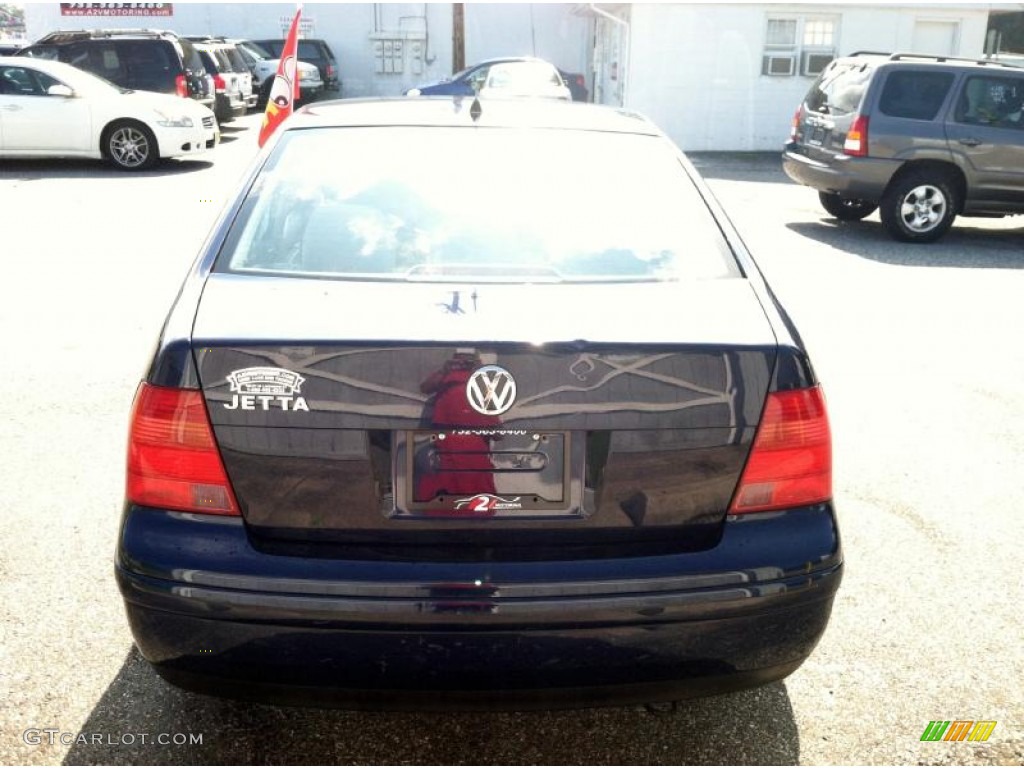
[191,275,777,556]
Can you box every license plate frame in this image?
[392,429,581,518]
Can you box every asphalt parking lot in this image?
[1,112,1021,765]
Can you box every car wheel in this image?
[104,121,158,171]
[818,192,877,221]
[879,172,958,243]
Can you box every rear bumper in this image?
[298,83,323,102]
[214,93,248,121]
[117,505,842,709]
[782,145,898,201]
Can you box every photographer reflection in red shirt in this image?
[415,350,501,511]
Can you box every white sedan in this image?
[0,56,218,170]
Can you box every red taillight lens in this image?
[327,64,335,78]
[575,75,585,87]
[729,386,832,514]
[844,114,869,156]
[174,74,188,98]
[789,105,804,141]
[126,384,239,516]
[213,73,226,91]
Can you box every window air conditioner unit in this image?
[802,51,835,76]
[763,54,796,76]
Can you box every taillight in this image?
[126,384,239,516]
[213,73,226,92]
[789,105,804,141]
[844,114,869,157]
[575,75,585,88]
[729,386,831,514]
[327,63,335,78]
[174,74,188,98]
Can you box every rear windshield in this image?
[297,41,326,59]
[805,61,872,115]
[257,40,283,57]
[199,50,231,73]
[224,47,247,72]
[180,39,205,73]
[216,127,738,283]
[214,50,233,71]
[239,40,273,59]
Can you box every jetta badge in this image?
[466,365,516,416]
[224,367,309,412]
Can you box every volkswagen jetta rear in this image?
[117,98,842,709]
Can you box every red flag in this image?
[258,6,303,147]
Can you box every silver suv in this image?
[783,53,1024,243]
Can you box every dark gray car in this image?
[783,53,1024,243]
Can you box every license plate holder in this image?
[393,429,579,518]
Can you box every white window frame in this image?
[763,14,839,78]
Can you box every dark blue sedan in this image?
[405,56,586,101]
[118,97,841,710]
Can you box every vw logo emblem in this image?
[466,365,517,416]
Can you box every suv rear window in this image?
[223,47,248,73]
[180,39,204,74]
[118,40,176,91]
[297,41,327,59]
[217,127,737,283]
[805,62,872,116]
[878,70,954,121]
[257,40,283,57]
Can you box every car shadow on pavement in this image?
[0,158,214,181]
[786,219,1024,269]
[63,648,799,765]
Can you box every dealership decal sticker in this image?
[920,720,996,742]
[454,494,523,512]
[224,367,308,411]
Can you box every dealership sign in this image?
[60,4,174,16]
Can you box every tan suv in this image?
[783,52,1024,243]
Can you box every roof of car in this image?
[32,28,183,43]
[289,97,660,135]
[834,51,1024,71]
[471,56,552,66]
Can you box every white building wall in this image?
[625,3,992,151]
[464,3,591,75]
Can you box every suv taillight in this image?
[126,384,240,516]
[327,63,336,78]
[789,105,804,142]
[212,73,226,92]
[174,74,188,98]
[728,386,831,514]
[844,114,869,157]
